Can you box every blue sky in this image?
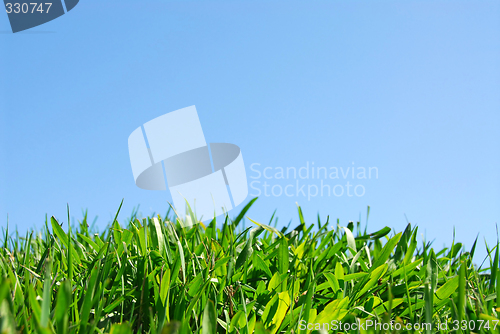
[1,0,499,263]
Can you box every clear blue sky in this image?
[1,0,499,263]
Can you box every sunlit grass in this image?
[0,199,499,333]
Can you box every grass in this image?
[0,198,499,333]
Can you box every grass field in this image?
[0,199,499,334]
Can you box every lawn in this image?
[0,198,499,333]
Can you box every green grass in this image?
[0,199,499,334]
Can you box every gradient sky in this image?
[1,0,499,264]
